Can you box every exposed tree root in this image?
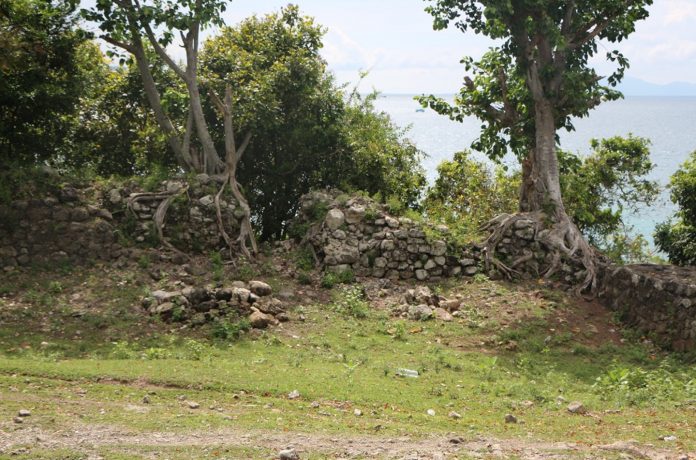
[213,173,257,261]
[126,184,190,258]
[481,211,600,296]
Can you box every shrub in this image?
[210,251,224,282]
[321,269,355,289]
[212,319,251,341]
[329,285,369,319]
[593,361,696,406]
[655,151,696,266]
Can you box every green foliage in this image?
[212,319,251,341]
[320,269,355,289]
[339,90,427,211]
[297,271,313,286]
[137,254,151,270]
[209,251,224,282]
[47,281,63,294]
[329,285,369,319]
[655,151,696,266]
[420,0,652,215]
[62,42,175,175]
[292,248,315,272]
[234,261,257,282]
[425,137,659,262]
[200,7,426,240]
[423,150,519,241]
[594,360,696,406]
[0,0,87,166]
[560,136,658,241]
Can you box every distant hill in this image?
[618,77,696,96]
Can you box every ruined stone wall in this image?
[599,264,696,351]
[299,190,696,351]
[299,190,481,281]
[0,174,242,271]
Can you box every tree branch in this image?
[236,132,252,162]
[101,35,135,54]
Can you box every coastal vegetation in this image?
[0,1,695,458]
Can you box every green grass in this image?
[1,265,695,458]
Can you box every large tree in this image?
[420,0,652,291]
[84,0,257,257]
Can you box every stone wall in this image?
[599,264,696,351]
[299,190,696,351]
[298,190,481,281]
[0,174,243,271]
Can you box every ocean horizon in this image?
[375,94,696,247]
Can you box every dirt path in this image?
[0,422,686,459]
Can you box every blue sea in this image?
[375,95,696,245]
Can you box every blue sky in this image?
[213,0,696,94]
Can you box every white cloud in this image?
[664,0,696,24]
[322,27,385,70]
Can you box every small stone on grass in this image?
[567,402,586,414]
[278,447,300,460]
[504,414,518,424]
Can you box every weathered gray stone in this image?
[325,209,345,230]
[249,309,275,329]
[385,216,399,228]
[433,308,453,322]
[431,240,447,256]
[249,280,273,297]
[408,304,433,320]
[345,205,366,224]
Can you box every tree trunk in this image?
[132,46,195,171]
[519,99,566,219]
[186,79,224,175]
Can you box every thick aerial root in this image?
[536,218,600,295]
[480,212,543,278]
[214,173,257,261]
[127,184,190,257]
[481,211,600,296]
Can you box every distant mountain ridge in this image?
[618,77,696,96]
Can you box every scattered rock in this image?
[288,390,301,400]
[504,414,518,424]
[567,401,586,415]
[426,409,436,416]
[448,411,462,419]
[440,299,461,311]
[433,307,453,322]
[13,417,23,424]
[278,448,300,460]
[396,368,419,378]
[17,409,31,417]
[353,408,363,416]
[310,401,320,408]
[249,310,275,329]
[249,280,272,297]
[408,304,433,321]
[187,401,200,409]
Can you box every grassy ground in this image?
[0,259,694,459]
